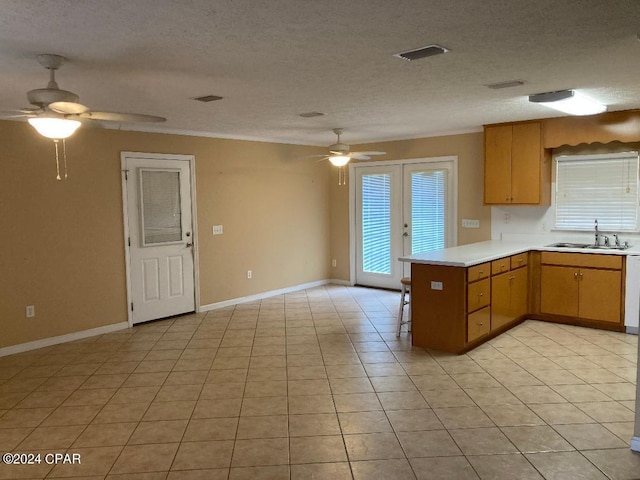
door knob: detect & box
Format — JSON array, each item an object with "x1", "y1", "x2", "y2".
[
  {"x1": 186, "y1": 243, "x2": 193, "y2": 247},
  {"x1": 403, "y1": 232, "x2": 409, "y2": 237}
]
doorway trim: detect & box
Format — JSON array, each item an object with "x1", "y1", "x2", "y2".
[
  {"x1": 348, "y1": 156, "x2": 458, "y2": 286},
  {"x1": 120, "y1": 151, "x2": 200, "y2": 327}
]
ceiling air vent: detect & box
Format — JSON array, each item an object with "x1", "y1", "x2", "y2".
[
  {"x1": 394, "y1": 44, "x2": 449, "y2": 61},
  {"x1": 192, "y1": 95, "x2": 223, "y2": 103},
  {"x1": 298, "y1": 111, "x2": 325, "y2": 118}
]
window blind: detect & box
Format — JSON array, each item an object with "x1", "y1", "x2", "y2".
[
  {"x1": 411, "y1": 170, "x2": 446, "y2": 254},
  {"x1": 555, "y1": 152, "x2": 639, "y2": 231},
  {"x1": 361, "y1": 174, "x2": 391, "y2": 274}
]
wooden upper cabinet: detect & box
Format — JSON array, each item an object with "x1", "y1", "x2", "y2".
[{"x1": 484, "y1": 121, "x2": 551, "y2": 205}]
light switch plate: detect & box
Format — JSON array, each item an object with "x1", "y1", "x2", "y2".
[
  {"x1": 431, "y1": 281, "x2": 443, "y2": 290},
  {"x1": 212, "y1": 225, "x2": 223, "y2": 235}
]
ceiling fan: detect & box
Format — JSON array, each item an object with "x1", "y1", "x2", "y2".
[
  {"x1": 3, "y1": 54, "x2": 166, "y2": 180},
  {"x1": 5, "y1": 53, "x2": 166, "y2": 139},
  {"x1": 320, "y1": 128, "x2": 386, "y2": 167}
]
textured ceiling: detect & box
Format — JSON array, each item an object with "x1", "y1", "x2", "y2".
[{"x1": 1, "y1": 0, "x2": 639, "y2": 147}]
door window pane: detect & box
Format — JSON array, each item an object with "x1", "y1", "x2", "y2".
[
  {"x1": 412, "y1": 170, "x2": 446, "y2": 253},
  {"x1": 140, "y1": 169, "x2": 183, "y2": 245},
  {"x1": 362, "y1": 174, "x2": 391, "y2": 274}
]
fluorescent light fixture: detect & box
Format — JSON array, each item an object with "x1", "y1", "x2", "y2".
[
  {"x1": 28, "y1": 117, "x2": 81, "y2": 139},
  {"x1": 528, "y1": 90, "x2": 606, "y2": 116},
  {"x1": 329, "y1": 155, "x2": 350, "y2": 167}
]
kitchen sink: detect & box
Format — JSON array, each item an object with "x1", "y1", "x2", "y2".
[{"x1": 546, "y1": 242, "x2": 631, "y2": 250}]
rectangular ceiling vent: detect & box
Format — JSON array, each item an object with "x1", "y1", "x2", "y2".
[
  {"x1": 394, "y1": 44, "x2": 449, "y2": 61},
  {"x1": 487, "y1": 80, "x2": 525, "y2": 90},
  {"x1": 298, "y1": 111, "x2": 325, "y2": 118},
  {"x1": 193, "y1": 95, "x2": 223, "y2": 103}
]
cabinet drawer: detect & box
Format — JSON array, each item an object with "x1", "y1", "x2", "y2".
[
  {"x1": 491, "y1": 258, "x2": 510, "y2": 275},
  {"x1": 467, "y1": 278, "x2": 490, "y2": 312},
  {"x1": 510, "y1": 253, "x2": 528, "y2": 270},
  {"x1": 468, "y1": 262, "x2": 490, "y2": 282},
  {"x1": 468, "y1": 307, "x2": 491, "y2": 342},
  {"x1": 541, "y1": 252, "x2": 622, "y2": 270}
]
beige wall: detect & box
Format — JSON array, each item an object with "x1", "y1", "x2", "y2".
[
  {"x1": 329, "y1": 132, "x2": 490, "y2": 281},
  {"x1": 0, "y1": 120, "x2": 330, "y2": 348}
]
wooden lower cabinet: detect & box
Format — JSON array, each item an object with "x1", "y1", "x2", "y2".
[
  {"x1": 541, "y1": 265, "x2": 621, "y2": 323},
  {"x1": 492, "y1": 267, "x2": 528, "y2": 330},
  {"x1": 539, "y1": 253, "x2": 623, "y2": 325},
  {"x1": 410, "y1": 251, "x2": 624, "y2": 355},
  {"x1": 540, "y1": 266, "x2": 579, "y2": 317},
  {"x1": 468, "y1": 307, "x2": 490, "y2": 342}
]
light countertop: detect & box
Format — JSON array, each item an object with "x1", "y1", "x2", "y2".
[{"x1": 399, "y1": 239, "x2": 640, "y2": 267}]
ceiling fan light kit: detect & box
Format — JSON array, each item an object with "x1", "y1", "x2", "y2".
[{"x1": 28, "y1": 117, "x2": 80, "y2": 139}]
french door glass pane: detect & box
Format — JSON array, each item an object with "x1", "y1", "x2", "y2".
[
  {"x1": 140, "y1": 170, "x2": 183, "y2": 245},
  {"x1": 412, "y1": 170, "x2": 446, "y2": 254},
  {"x1": 362, "y1": 174, "x2": 391, "y2": 274}
]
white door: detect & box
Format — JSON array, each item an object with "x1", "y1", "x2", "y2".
[
  {"x1": 354, "y1": 159, "x2": 456, "y2": 288},
  {"x1": 123, "y1": 155, "x2": 195, "y2": 324},
  {"x1": 355, "y1": 165, "x2": 403, "y2": 289}
]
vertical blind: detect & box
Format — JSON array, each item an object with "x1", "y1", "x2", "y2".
[
  {"x1": 411, "y1": 170, "x2": 446, "y2": 254},
  {"x1": 555, "y1": 151, "x2": 639, "y2": 231},
  {"x1": 361, "y1": 174, "x2": 391, "y2": 274}
]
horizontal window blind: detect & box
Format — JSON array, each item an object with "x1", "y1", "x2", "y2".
[
  {"x1": 555, "y1": 152, "x2": 639, "y2": 231},
  {"x1": 361, "y1": 173, "x2": 391, "y2": 274},
  {"x1": 411, "y1": 170, "x2": 446, "y2": 254}
]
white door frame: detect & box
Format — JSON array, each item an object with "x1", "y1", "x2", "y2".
[
  {"x1": 121, "y1": 152, "x2": 200, "y2": 327},
  {"x1": 348, "y1": 156, "x2": 458, "y2": 286}
]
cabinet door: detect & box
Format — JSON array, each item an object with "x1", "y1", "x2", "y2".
[
  {"x1": 511, "y1": 122, "x2": 542, "y2": 204},
  {"x1": 510, "y1": 267, "x2": 529, "y2": 319},
  {"x1": 484, "y1": 125, "x2": 512, "y2": 204},
  {"x1": 579, "y1": 269, "x2": 622, "y2": 323},
  {"x1": 468, "y1": 307, "x2": 491, "y2": 342},
  {"x1": 491, "y1": 272, "x2": 511, "y2": 330},
  {"x1": 540, "y1": 265, "x2": 579, "y2": 317},
  {"x1": 468, "y1": 278, "x2": 490, "y2": 313}
]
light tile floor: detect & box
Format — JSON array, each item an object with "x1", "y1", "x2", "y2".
[{"x1": 0, "y1": 285, "x2": 638, "y2": 479}]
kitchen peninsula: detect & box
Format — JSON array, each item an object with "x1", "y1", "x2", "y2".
[{"x1": 400, "y1": 240, "x2": 640, "y2": 354}]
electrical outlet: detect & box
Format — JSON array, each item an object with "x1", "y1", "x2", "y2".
[
  {"x1": 332, "y1": 259, "x2": 337, "y2": 267},
  {"x1": 212, "y1": 225, "x2": 223, "y2": 235},
  {"x1": 26, "y1": 305, "x2": 35, "y2": 318},
  {"x1": 247, "y1": 270, "x2": 252, "y2": 279},
  {"x1": 430, "y1": 281, "x2": 443, "y2": 290},
  {"x1": 504, "y1": 213, "x2": 511, "y2": 224},
  {"x1": 461, "y1": 219, "x2": 480, "y2": 228}
]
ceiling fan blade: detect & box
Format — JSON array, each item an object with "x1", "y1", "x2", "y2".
[
  {"x1": 351, "y1": 151, "x2": 386, "y2": 156},
  {"x1": 351, "y1": 154, "x2": 371, "y2": 160},
  {"x1": 79, "y1": 111, "x2": 166, "y2": 123},
  {"x1": 49, "y1": 101, "x2": 90, "y2": 115}
]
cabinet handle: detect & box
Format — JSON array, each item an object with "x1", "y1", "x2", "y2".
[
  {"x1": 574, "y1": 272, "x2": 579, "y2": 278},
  {"x1": 479, "y1": 322, "x2": 484, "y2": 326},
  {"x1": 579, "y1": 272, "x2": 583, "y2": 278},
  {"x1": 518, "y1": 259, "x2": 523, "y2": 264},
  {"x1": 509, "y1": 276, "x2": 515, "y2": 280},
  {"x1": 479, "y1": 293, "x2": 484, "y2": 297}
]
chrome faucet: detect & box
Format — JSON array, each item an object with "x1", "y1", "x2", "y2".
[
  {"x1": 594, "y1": 219, "x2": 599, "y2": 246},
  {"x1": 613, "y1": 233, "x2": 620, "y2": 247}
]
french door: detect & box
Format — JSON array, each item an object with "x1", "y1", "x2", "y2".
[{"x1": 354, "y1": 158, "x2": 456, "y2": 289}]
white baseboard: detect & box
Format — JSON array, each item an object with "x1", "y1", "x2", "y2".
[
  {"x1": 329, "y1": 278, "x2": 353, "y2": 286},
  {"x1": 0, "y1": 322, "x2": 130, "y2": 358},
  {"x1": 625, "y1": 326, "x2": 639, "y2": 335},
  {"x1": 200, "y1": 279, "x2": 333, "y2": 311},
  {"x1": 631, "y1": 436, "x2": 640, "y2": 453}
]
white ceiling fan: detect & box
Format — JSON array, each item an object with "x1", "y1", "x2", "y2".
[
  {"x1": 320, "y1": 128, "x2": 386, "y2": 166},
  {"x1": 4, "y1": 53, "x2": 166, "y2": 139},
  {"x1": 3, "y1": 54, "x2": 166, "y2": 180}
]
